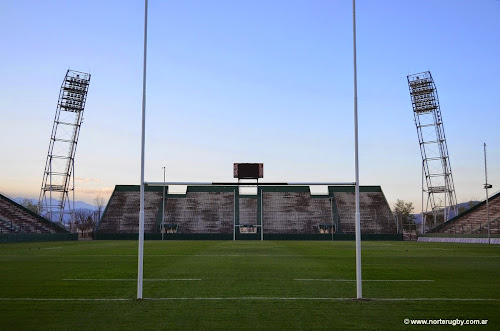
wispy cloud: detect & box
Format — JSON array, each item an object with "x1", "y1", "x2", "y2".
[
  {"x1": 78, "y1": 187, "x2": 113, "y2": 196},
  {"x1": 75, "y1": 177, "x2": 101, "y2": 183}
]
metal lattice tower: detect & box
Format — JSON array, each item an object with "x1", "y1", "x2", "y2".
[
  {"x1": 39, "y1": 70, "x2": 91, "y2": 224},
  {"x1": 407, "y1": 71, "x2": 457, "y2": 230}
]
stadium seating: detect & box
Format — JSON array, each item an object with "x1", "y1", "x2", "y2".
[
  {"x1": 0, "y1": 193, "x2": 67, "y2": 233},
  {"x1": 432, "y1": 192, "x2": 500, "y2": 234},
  {"x1": 262, "y1": 192, "x2": 331, "y2": 234},
  {"x1": 239, "y1": 197, "x2": 257, "y2": 226},
  {"x1": 98, "y1": 190, "x2": 163, "y2": 233},
  {"x1": 97, "y1": 185, "x2": 397, "y2": 236},
  {"x1": 334, "y1": 192, "x2": 397, "y2": 234},
  {"x1": 485, "y1": 217, "x2": 500, "y2": 234},
  {"x1": 474, "y1": 216, "x2": 500, "y2": 235},
  {"x1": 0, "y1": 219, "x2": 21, "y2": 233},
  {"x1": 164, "y1": 192, "x2": 234, "y2": 234}
]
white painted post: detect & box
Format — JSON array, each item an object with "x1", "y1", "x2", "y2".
[
  {"x1": 261, "y1": 188, "x2": 264, "y2": 241},
  {"x1": 352, "y1": 0, "x2": 362, "y2": 299},
  {"x1": 422, "y1": 160, "x2": 425, "y2": 234},
  {"x1": 484, "y1": 143, "x2": 490, "y2": 245},
  {"x1": 137, "y1": 0, "x2": 148, "y2": 300},
  {"x1": 233, "y1": 191, "x2": 236, "y2": 241},
  {"x1": 162, "y1": 166, "x2": 165, "y2": 241}
]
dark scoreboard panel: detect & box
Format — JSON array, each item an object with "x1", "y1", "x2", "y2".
[{"x1": 233, "y1": 163, "x2": 264, "y2": 179}]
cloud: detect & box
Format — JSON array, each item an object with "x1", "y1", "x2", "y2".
[
  {"x1": 75, "y1": 177, "x2": 101, "y2": 183},
  {"x1": 78, "y1": 187, "x2": 113, "y2": 196}
]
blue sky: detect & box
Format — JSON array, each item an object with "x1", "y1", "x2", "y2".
[{"x1": 0, "y1": 0, "x2": 498, "y2": 211}]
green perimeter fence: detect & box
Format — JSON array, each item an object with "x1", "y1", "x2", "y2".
[
  {"x1": 94, "y1": 233, "x2": 403, "y2": 241},
  {"x1": 0, "y1": 233, "x2": 78, "y2": 243}
]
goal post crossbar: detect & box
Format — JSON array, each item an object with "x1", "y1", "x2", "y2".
[{"x1": 145, "y1": 182, "x2": 356, "y2": 186}]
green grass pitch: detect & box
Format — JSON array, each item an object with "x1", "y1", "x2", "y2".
[{"x1": 1, "y1": 240, "x2": 499, "y2": 329}]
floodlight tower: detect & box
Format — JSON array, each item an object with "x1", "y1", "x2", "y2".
[
  {"x1": 407, "y1": 71, "x2": 457, "y2": 231},
  {"x1": 39, "y1": 69, "x2": 91, "y2": 224}
]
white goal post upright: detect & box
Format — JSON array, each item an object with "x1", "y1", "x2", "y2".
[
  {"x1": 352, "y1": 0, "x2": 363, "y2": 299},
  {"x1": 137, "y1": 0, "x2": 148, "y2": 300}
]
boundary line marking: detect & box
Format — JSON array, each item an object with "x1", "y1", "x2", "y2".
[
  {"x1": 0, "y1": 297, "x2": 498, "y2": 302},
  {"x1": 294, "y1": 279, "x2": 435, "y2": 282},
  {"x1": 63, "y1": 278, "x2": 433, "y2": 282},
  {"x1": 2, "y1": 254, "x2": 499, "y2": 258},
  {"x1": 63, "y1": 279, "x2": 201, "y2": 281}
]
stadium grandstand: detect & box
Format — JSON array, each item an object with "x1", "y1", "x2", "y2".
[
  {"x1": 96, "y1": 184, "x2": 400, "y2": 240},
  {"x1": 0, "y1": 193, "x2": 67, "y2": 234},
  {"x1": 430, "y1": 191, "x2": 500, "y2": 235}
]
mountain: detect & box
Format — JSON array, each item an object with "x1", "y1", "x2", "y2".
[
  {"x1": 12, "y1": 197, "x2": 102, "y2": 224},
  {"x1": 13, "y1": 197, "x2": 98, "y2": 211}
]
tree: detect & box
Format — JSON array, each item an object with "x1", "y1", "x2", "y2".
[
  {"x1": 468, "y1": 200, "x2": 479, "y2": 209},
  {"x1": 75, "y1": 209, "x2": 95, "y2": 237},
  {"x1": 458, "y1": 200, "x2": 479, "y2": 215},
  {"x1": 21, "y1": 198, "x2": 41, "y2": 215},
  {"x1": 94, "y1": 194, "x2": 106, "y2": 222},
  {"x1": 393, "y1": 200, "x2": 416, "y2": 231},
  {"x1": 423, "y1": 212, "x2": 444, "y2": 229}
]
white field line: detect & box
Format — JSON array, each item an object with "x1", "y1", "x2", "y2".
[
  {"x1": 63, "y1": 278, "x2": 432, "y2": 282},
  {"x1": 63, "y1": 279, "x2": 201, "y2": 281},
  {"x1": 146, "y1": 297, "x2": 498, "y2": 301},
  {"x1": 294, "y1": 279, "x2": 435, "y2": 282},
  {"x1": 0, "y1": 297, "x2": 499, "y2": 302},
  {"x1": 0, "y1": 254, "x2": 312, "y2": 258},
  {"x1": 3, "y1": 254, "x2": 499, "y2": 258},
  {"x1": 3, "y1": 254, "x2": 500, "y2": 260}
]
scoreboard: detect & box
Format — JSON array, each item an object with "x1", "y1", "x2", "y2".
[{"x1": 233, "y1": 163, "x2": 264, "y2": 179}]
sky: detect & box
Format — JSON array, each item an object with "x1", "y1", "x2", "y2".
[{"x1": 0, "y1": 0, "x2": 498, "y2": 212}]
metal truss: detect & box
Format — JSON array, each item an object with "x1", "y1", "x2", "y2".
[
  {"x1": 39, "y1": 70, "x2": 91, "y2": 224},
  {"x1": 407, "y1": 71, "x2": 457, "y2": 230}
]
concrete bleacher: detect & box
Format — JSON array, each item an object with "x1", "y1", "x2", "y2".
[
  {"x1": 0, "y1": 219, "x2": 21, "y2": 233},
  {"x1": 97, "y1": 185, "x2": 397, "y2": 236},
  {"x1": 98, "y1": 189, "x2": 163, "y2": 233},
  {"x1": 432, "y1": 192, "x2": 500, "y2": 235},
  {"x1": 334, "y1": 191, "x2": 397, "y2": 234},
  {"x1": 239, "y1": 198, "x2": 257, "y2": 226},
  {"x1": 0, "y1": 193, "x2": 67, "y2": 234},
  {"x1": 476, "y1": 217, "x2": 500, "y2": 235},
  {"x1": 262, "y1": 192, "x2": 331, "y2": 234},
  {"x1": 164, "y1": 192, "x2": 234, "y2": 234}
]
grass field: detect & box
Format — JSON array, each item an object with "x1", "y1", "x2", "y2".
[{"x1": 1, "y1": 240, "x2": 499, "y2": 329}]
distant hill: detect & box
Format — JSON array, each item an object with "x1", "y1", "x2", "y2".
[
  {"x1": 412, "y1": 201, "x2": 479, "y2": 224},
  {"x1": 13, "y1": 197, "x2": 98, "y2": 211},
  {"x1": 12, "y1": 197, "x2": 102, "y2": 225}
]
